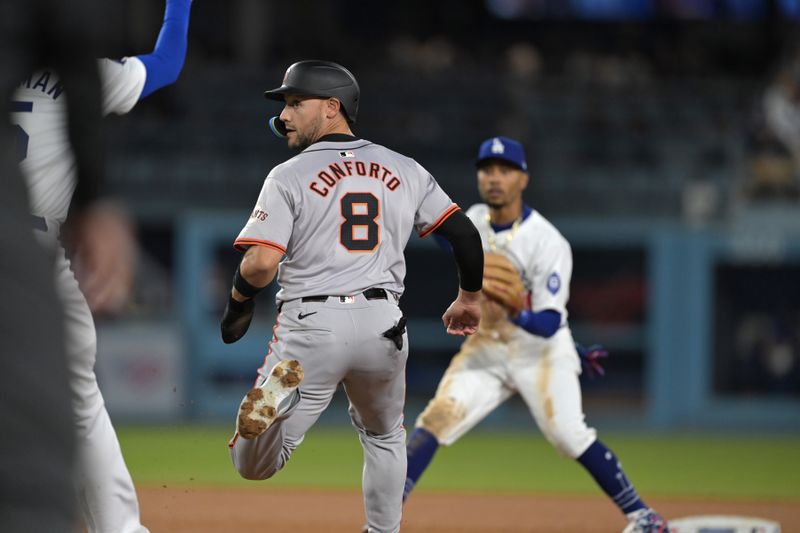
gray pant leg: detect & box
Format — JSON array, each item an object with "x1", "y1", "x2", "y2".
[
  {"x1": 345, "y1": 303, "x2": 408, "y2": 533},
  {"x1": 352, "y1": 424, "x2": 406, "y2": 533},
  {"x1": 229, "y1": 297, "x2": 408, "y2": 533},
  {"x1": 229, "y1": 412, "x2": 293, "y2": 481},
  {"x1": 229, "y1": 383, "x2": 335, "y2": 480}
]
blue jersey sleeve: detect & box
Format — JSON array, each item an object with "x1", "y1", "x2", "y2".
[
  {"x1": 136, "y1": 0, "x2": 192, "y2": 99},
  {"x1": 512, "y1": 309, "x2": 561, "y2": 338}
]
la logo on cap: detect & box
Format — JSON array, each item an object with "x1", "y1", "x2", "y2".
[{"x1": 491, "y1": 138, "x2": 505, "y2": 154}]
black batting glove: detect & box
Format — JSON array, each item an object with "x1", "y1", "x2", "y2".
[{"x1": 221, "y1": 296, "x2": 255, "y2": 344}]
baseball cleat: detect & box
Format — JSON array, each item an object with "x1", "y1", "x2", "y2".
[
  {"x1": 237, "y1": 359, "x2": 304, "y2": 440},
  {"x1": 622, "y1": 508, "x2": 670, "y2": 533}
]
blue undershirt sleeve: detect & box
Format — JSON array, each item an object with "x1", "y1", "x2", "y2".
[
  {"x1": 511, "y1": 309, "x2": 561, "y2": 338},
  {"x1": 136, "y1": 0, "x2": 192, "y2": 99}
]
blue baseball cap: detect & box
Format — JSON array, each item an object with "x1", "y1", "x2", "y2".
[{"x1": 476, "y1": 136, "x2": 528, "y2": 171}]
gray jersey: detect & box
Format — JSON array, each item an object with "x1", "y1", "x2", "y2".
[{"x1": 235, "y1": 138, "x2": 458, "y2": 301}]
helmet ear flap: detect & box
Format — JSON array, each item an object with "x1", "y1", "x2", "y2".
[{"x1": 268, "y1": 116, "x2": 288, "y2": 138}]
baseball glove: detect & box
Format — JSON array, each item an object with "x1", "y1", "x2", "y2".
[{"x1": 482, "y1": 252, "x2": 526, "y2": 316}]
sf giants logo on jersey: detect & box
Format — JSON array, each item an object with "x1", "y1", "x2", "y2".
[{"x1": 250, "y1": 208, "x2": 268, "y2": 221}]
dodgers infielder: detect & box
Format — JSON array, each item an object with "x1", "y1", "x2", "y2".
[
  {"x1": 221, "y1": 60, "x2": 484, "y2": 533},
  {"x1": 403, "y1": 137, "x2": 670, "y2": 533},
  {"x1": 10, "y1": 1, "x2": 192, "y2": 531}
]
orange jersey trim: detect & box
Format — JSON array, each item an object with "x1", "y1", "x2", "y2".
[
  {"x1": 419, "y1": 204, "x2": 460, "y2": 238},
  {"x1": 233, "y1": 238, "x2": 287, "y2": 255}
]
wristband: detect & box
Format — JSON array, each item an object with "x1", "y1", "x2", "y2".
[{"x1": 233, "y1": 265, "x2": 264, "y2": 298}]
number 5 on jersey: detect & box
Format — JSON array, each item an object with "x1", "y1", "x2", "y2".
[
  {"x1": 11, "y1": 101, "x2": 33, "y2": 162},
  {"x1": 341, "y1": 192, "x2": 380, "y2": 252}
]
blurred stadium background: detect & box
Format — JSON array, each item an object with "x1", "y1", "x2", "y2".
[{"x1": 97, "y1": 0, "x2": 800, "y2": 432}]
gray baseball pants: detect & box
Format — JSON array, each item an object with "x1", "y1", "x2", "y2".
[{"x1": 229, "y1": 292, "x2": 408, "y2": 533}]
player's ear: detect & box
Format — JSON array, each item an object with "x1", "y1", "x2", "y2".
[
  {"x1": 520, "y1": 170, "x2": 530, "y2": 189},
  {"x1": 324, "y1": 97, "x2": 341, "y2": 120}
]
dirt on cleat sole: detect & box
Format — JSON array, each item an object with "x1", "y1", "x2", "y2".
[{"x1": 237, "y1": 360, "x2": 304, "y2": 440}]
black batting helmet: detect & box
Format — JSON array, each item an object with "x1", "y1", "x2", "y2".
[{"x1": 264, "y1": 60, "x2": 360, "y2": 124}]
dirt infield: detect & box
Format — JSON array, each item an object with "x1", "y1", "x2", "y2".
[{"x1": 139, "y1": 486, "x2": 799, "y2": 532}]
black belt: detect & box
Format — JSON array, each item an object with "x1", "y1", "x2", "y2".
[{"x1": 301, "y1": 288, "x2": 388, "y2": 303}]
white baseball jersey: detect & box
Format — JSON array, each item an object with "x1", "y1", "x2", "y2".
[
  {"x1": 236, "y1": 138, "x2": 458, "y2": 301},
  {"x1": 11, "y1": 57, "x2": 149, "y2": 533},
  {"x1": 467, "y1": 204, "x2": 571, "y2": 321},
  {"x1": 12, "y1": 57, "x2": 146, "y2": 224},
  {"x1": 418, "y1": 205, "x2": 595, "y2": 458}
]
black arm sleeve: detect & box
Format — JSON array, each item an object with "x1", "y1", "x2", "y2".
[{"x1": 432, "y1": 210, "x2": 483, "y2": 292}]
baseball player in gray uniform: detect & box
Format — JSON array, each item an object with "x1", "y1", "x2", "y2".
[{"x1": 220, "y1": 60, "x2": 485, "y2": 533}]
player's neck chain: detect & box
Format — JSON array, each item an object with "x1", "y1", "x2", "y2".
[{"x1": 486, "y1": 213, "x2": 521, "y2": 252}]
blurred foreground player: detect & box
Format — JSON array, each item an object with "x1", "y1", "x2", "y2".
[
  {"x1": 1, "y1": 0, "x2": 103, "y2": 530},
  {"x1": 9, "y1": 1, "x2": 193, "y2": 531}
]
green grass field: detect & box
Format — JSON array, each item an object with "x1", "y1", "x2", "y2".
[{"x1": 117, "y1": 425, "x2": 800, "y2": 500}]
